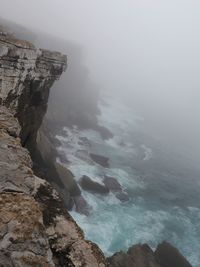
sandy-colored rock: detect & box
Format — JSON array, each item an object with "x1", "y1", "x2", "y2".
[
  {"x1": 0, "y1": 30, "x2": 67, "y2": 152},
  {"x1": 0, "y1": 30, "x2": 109, "y2": 267}
]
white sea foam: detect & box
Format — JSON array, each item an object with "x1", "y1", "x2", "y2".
[
  {"x1": 141, "y1": 144, "x2": 153, "y2": 161},
  {"x1": 56, "y1": 93, "x2": 200, "y2": 267}
]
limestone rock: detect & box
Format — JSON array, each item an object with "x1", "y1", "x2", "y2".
[
  {"x1": 0, "y1": 30, "x2": 67, "y2": 152},
  {"x1": 0, "y1": 31, "x2": 109, "y2": 267},
  {"x1": 0, "y1": 24, "x2": 192, "y2": 267}
]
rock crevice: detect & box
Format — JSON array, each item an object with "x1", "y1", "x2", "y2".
[
  {"x1": 0, "y1": 31, "x2": 67, "y2": 151},
  {"x1": 0, "y1": 27, "x2": 193, "y2": 267},
  {"x1": 0, "y1": 31, "x2": 108, "y2": 267}
]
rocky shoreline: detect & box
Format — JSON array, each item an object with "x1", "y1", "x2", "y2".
[{"x1": 0, "y1": 27, "x2": 193, "y2": 266}]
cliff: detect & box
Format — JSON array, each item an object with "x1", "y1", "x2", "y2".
[
  {"x1": 0, "y1": 28, "x2": 193, "y2": 267},
  {"x1": 0, "y1": 30, "x2": 108, "y2": 267},
  {"x1": 0, "y1": 31, "x2": 67, "y2": 153}
]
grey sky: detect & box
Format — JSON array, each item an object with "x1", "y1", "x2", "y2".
[{"x1": 1, "y1": 0, "x2": 200, "y2": 162}]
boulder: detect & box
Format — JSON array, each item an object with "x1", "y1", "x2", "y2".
[
  {"x1": 74, "y1": 195, "x2": 90, "y2": 216},
  {"x1": 89, "y1": 153, "x2": 109, "y2": 168},
  {"x1": 103, "y1": 176, "x2": 122, "y2": 191},
  {"x1": 80, "y1": 175, "x2": 109, "y2": 194},
  {"x1": 116, "y1": 192, "x2": 130, "y2": 202},
  {"x1": 54, "y1": 162, "x2": 81, "y2": 197},
  {"x1": 155, "y1": 241, "x2": 192, "y2": 267},
  {"x1": 103, "y1": 176, "x2": 129, "y2": 202},
  {"x1": 108, "y1": 244, "x2": 160, "y2": 267}
]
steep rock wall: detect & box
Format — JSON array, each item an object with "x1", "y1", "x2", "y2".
[
  {"x1": 0, "y1": 31, "x2": 108, "y2": 267},
  {"x1": 0, "y1": 27, "x2": 193, "y2": 267},
  {"x1": 0, "y1": 32, "x2": 66, "y2": 150}
]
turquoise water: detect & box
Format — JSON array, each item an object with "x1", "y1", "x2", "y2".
[{"x1": 57, "y1": 94, "x2": 200, "y2": 267}]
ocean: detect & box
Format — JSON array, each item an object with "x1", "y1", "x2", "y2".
[{"x1": 56, "y1": 92, "x2": 200, "y2": 267}]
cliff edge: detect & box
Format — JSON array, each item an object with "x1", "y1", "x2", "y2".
[
  {"x1": 0, "y1": 28, "x2": 193, "y2": 267},
  {"x1": 0, "y1": 30, "x2": 108, "y2": 267}
]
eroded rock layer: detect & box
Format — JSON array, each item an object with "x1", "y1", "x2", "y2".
[
  {"x1": 0, "y1": 31, "x2": 67, "y2": 150},
  {"x1": 0, "y1": 31, "x2": 108, "y2": 267},
  {"x1": 0, "y1": 27, "x2": 193, "y2": 267}
]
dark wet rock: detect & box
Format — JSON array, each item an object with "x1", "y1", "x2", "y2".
[
  {"x1": 0, "y1": 22, "x2": 193, "y2": 267},
  {"x1": 0, "y1": 29, "x2": 109, "y2": 267},
  {"x1": 36, "y1": 126, "x2": 57, "y2": 163},
  {"x1": 103, "y1": 176, "x2": 122, "y2": 192},
  {"x1": 108, "y1": 251, "x2": 132, "y2": 267},
  {"x1": 80, "y1": 175, "x2": 110, "y2": 194},
  {"x1": 89, "y1": 153, "x2": 109, "y2": 168},
  {"x1": 0, "y1": 31, "x2": 67, "y2": 153},
  {"x1": 109, "y1": 242, "x2": 193, "y2": 267},
  {"x1": 108, "y1": 244, "x2": 160, "y2": 267},
  {"x1": 54, "y1": 162, "x2": 81, "y2": 197},
  {"x1": 74, "y1": 195, "x2": 90, "y2": 216},
  {"x1": 155, "y1": 241, "x2": 192, "y2": 267},
  {"x1": 116, "y1": 192, "x2": 130, "y2": 202},
  {"x1": 103, "y1": 176, "x2": 129, "y2": 202}
]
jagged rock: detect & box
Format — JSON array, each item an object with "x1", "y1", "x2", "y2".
[
  {"x1": 74, "y1": 195, "x2": 90, "y2": 216},
  {"x1": 108, "y1": 244, "x2": 160, "y2": 267},
  {"x1": 0, "y1": 31, "x2": 109, "y2": 267},
  {"x1": 103, "y1": 176, "x2": 129, "y2": 202},
  {"x1": 89, "y1": 153, "x2": 110, "y2": 168},
  {"x1": 103, "y1": 176, "x2": 122, "y2": 192},
  {"x1": 0, "y1": 30, "x2": 67, "y2": 152},
  {"x1": 155, "y1": 241, "x2": 192, "y2": 267},
  {"x1": 54, "y1": 162, "x2": 81, "y2": 197},
  {"x1": 108, "y1": 242, "x2": 193, "y2": 267},
  {"x1": 0, "y1": 100, "x2": 108, "y2": 267},
  {"x1": 36, "y1": 126, "x2": 57, "y2": 163},
  {"x1": 80, "y1": 175, "x2": 110, "y2": 195},
  {"x1": 0, "y1": 25, "x2": 192, "y2": 267}
]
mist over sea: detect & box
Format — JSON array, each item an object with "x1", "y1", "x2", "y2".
[{"x1": 56, "y1": 92, "x2": 200, "y2": 267}]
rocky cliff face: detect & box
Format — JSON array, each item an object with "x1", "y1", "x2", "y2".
[
  {"x1": 0, "y1": 27, "x2": 193, "y2": 267},
  {"x1": 0, "y1": 31, "x2": 66, "y2": 151},
  {"x1": 0, "y1": 30, "x2": 108, "y2": 267}
]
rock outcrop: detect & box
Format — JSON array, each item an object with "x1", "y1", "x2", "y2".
[
  {"x1": 0, "y1": 31, "x2": 66, "y2": 151},
  {"x1": 108, "y1": 244, "x2": 160, "y2": 267},
  {"x1": 108, "y1": 242, "x2": 193, "y2": 267},
  {"x1": 0, "y1": 26, "x2": 193, "y2": 267},
  {"x1": 80, "y1": 175, "x2": 110, "y2": 195},
  {"x1": 103, "y1": 176, "x2": 129, "y2": 202},
  {"x1": 0, "y1": 30, "x2": 108, "y2": 267},
  {"x1": 155, "y1": 241, "x2": 192, "y2": 267},
  {"x1": 89, "y1": 153, "x2": 110, "y2": 168}
]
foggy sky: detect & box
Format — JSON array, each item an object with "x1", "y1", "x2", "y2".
[{"x1": 1, "y1": 0, "x2": 200, "y2": 163}]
